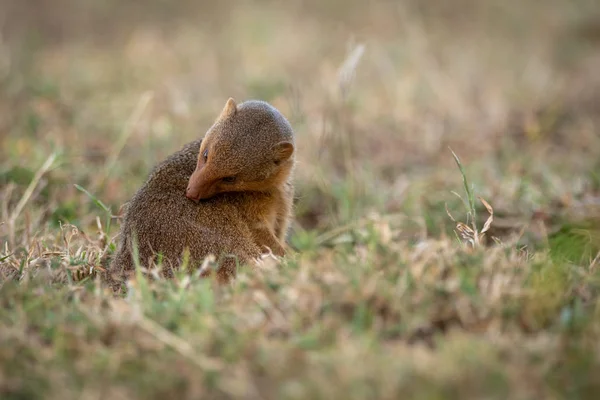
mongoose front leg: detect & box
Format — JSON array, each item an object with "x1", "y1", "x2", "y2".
[{"x1": 252, "y1": 225, "x2": 286, "y2": 257}]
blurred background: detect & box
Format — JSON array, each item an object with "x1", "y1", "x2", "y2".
[{"x1": 1, "y1": 0, "x2": 599, "y2": 247}]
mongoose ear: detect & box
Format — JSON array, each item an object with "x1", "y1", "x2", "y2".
[
  {"x1": 272, "y1": 142, "x2": 294, "y2": 164},
  {"x1": 218, "y1": 97, "x2": 237, "y2": 121}
]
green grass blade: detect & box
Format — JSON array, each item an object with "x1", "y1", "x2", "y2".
[
  {"x1": 449, "y1": 147, "x2": 477, "y2": 224},
  {"x1": 74, "y1": 184, "x2": 111, "y2": 214}
]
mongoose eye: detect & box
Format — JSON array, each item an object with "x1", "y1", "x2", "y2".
[
  {"x1": 221, "y1": 176, "x2": 236, "y2": 183},
  {"x1": 202, "y1": 149, "x2": 208, "y2": 162}
]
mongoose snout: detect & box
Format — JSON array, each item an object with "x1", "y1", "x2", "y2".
[
  {"x1": 186, "y1": 163, "x2": 222, "y2": 201},
  {"x1": 185, "y1": 167, "x2": 207, "y2": 201},
  {"x1": 185, "y1": 189, "x2": 200, "y2": 203}
]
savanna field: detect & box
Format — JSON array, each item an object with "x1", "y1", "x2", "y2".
[{"x1": 1, "y1": 0, "x2": 600, "y2": 398}]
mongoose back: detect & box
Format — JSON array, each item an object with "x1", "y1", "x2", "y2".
[{"x1": 108, "y1": 98, "x2": 295, "y2": 288}]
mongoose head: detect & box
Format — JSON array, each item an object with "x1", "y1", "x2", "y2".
[{"x1": 186, "y1": 98, "x2": 295, "y2": 202}]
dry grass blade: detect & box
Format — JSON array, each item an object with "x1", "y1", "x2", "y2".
[
  {"x1": 450, "y1": 191, "x2": 470, "y2": 214},
  {"x1": 456, "y1": 222, "x2": 476, "y2": 245},
  {"x1": 314, "y1": 213, "x2": 404, "y2": 246},
  {"x1": 135, "y1": 314, "x2": 224, "y2": 372},
  {"x1": 7, "y1": 152, "x2": 57, "y2": 245},
  {"x1": 445, "y1": 203, "x2": 457, "y2": 222},
  {"x1": 95, "y1": 91, "x2": 154, "y2": 190},
  {"x1": 479, "y1": 197, "x2": 494, "y2": 235},
  {"x1": 590, "y1": 251, "x2": 600, "y2": 271},
  {"x1": 8, "y1": 152, "x2": 57, "y2": 224},
  {"x1": 196, "y1": 254, "x2": 217, "y2": 277},
  {"x1": 337, "y1": 43, "x2": 366, "y2": 99}
]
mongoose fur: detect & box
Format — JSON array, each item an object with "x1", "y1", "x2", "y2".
[{"x1": 108, "y1": 98, "x2": 295, "y2": 288}]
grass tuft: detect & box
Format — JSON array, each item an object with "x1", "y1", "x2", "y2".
[{"x1": 446, "y1": 148, "x2": 496, "y2": 248}]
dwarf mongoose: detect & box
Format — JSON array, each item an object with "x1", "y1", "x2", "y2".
[{"x1": 108, "y1": 98, "x2": 295, "y2": 288}]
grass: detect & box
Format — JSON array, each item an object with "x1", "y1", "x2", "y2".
[{"x1": 1, "y1": 0, "x2": 600, "y2": 398}]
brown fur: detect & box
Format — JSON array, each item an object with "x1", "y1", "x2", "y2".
[{"x1": 107, "y1": 99, "x2": 295, "y2": 290}]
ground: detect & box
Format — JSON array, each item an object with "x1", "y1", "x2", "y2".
[{"x1": 1, "y1": 0, "x2": 600, "y2": 399}]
